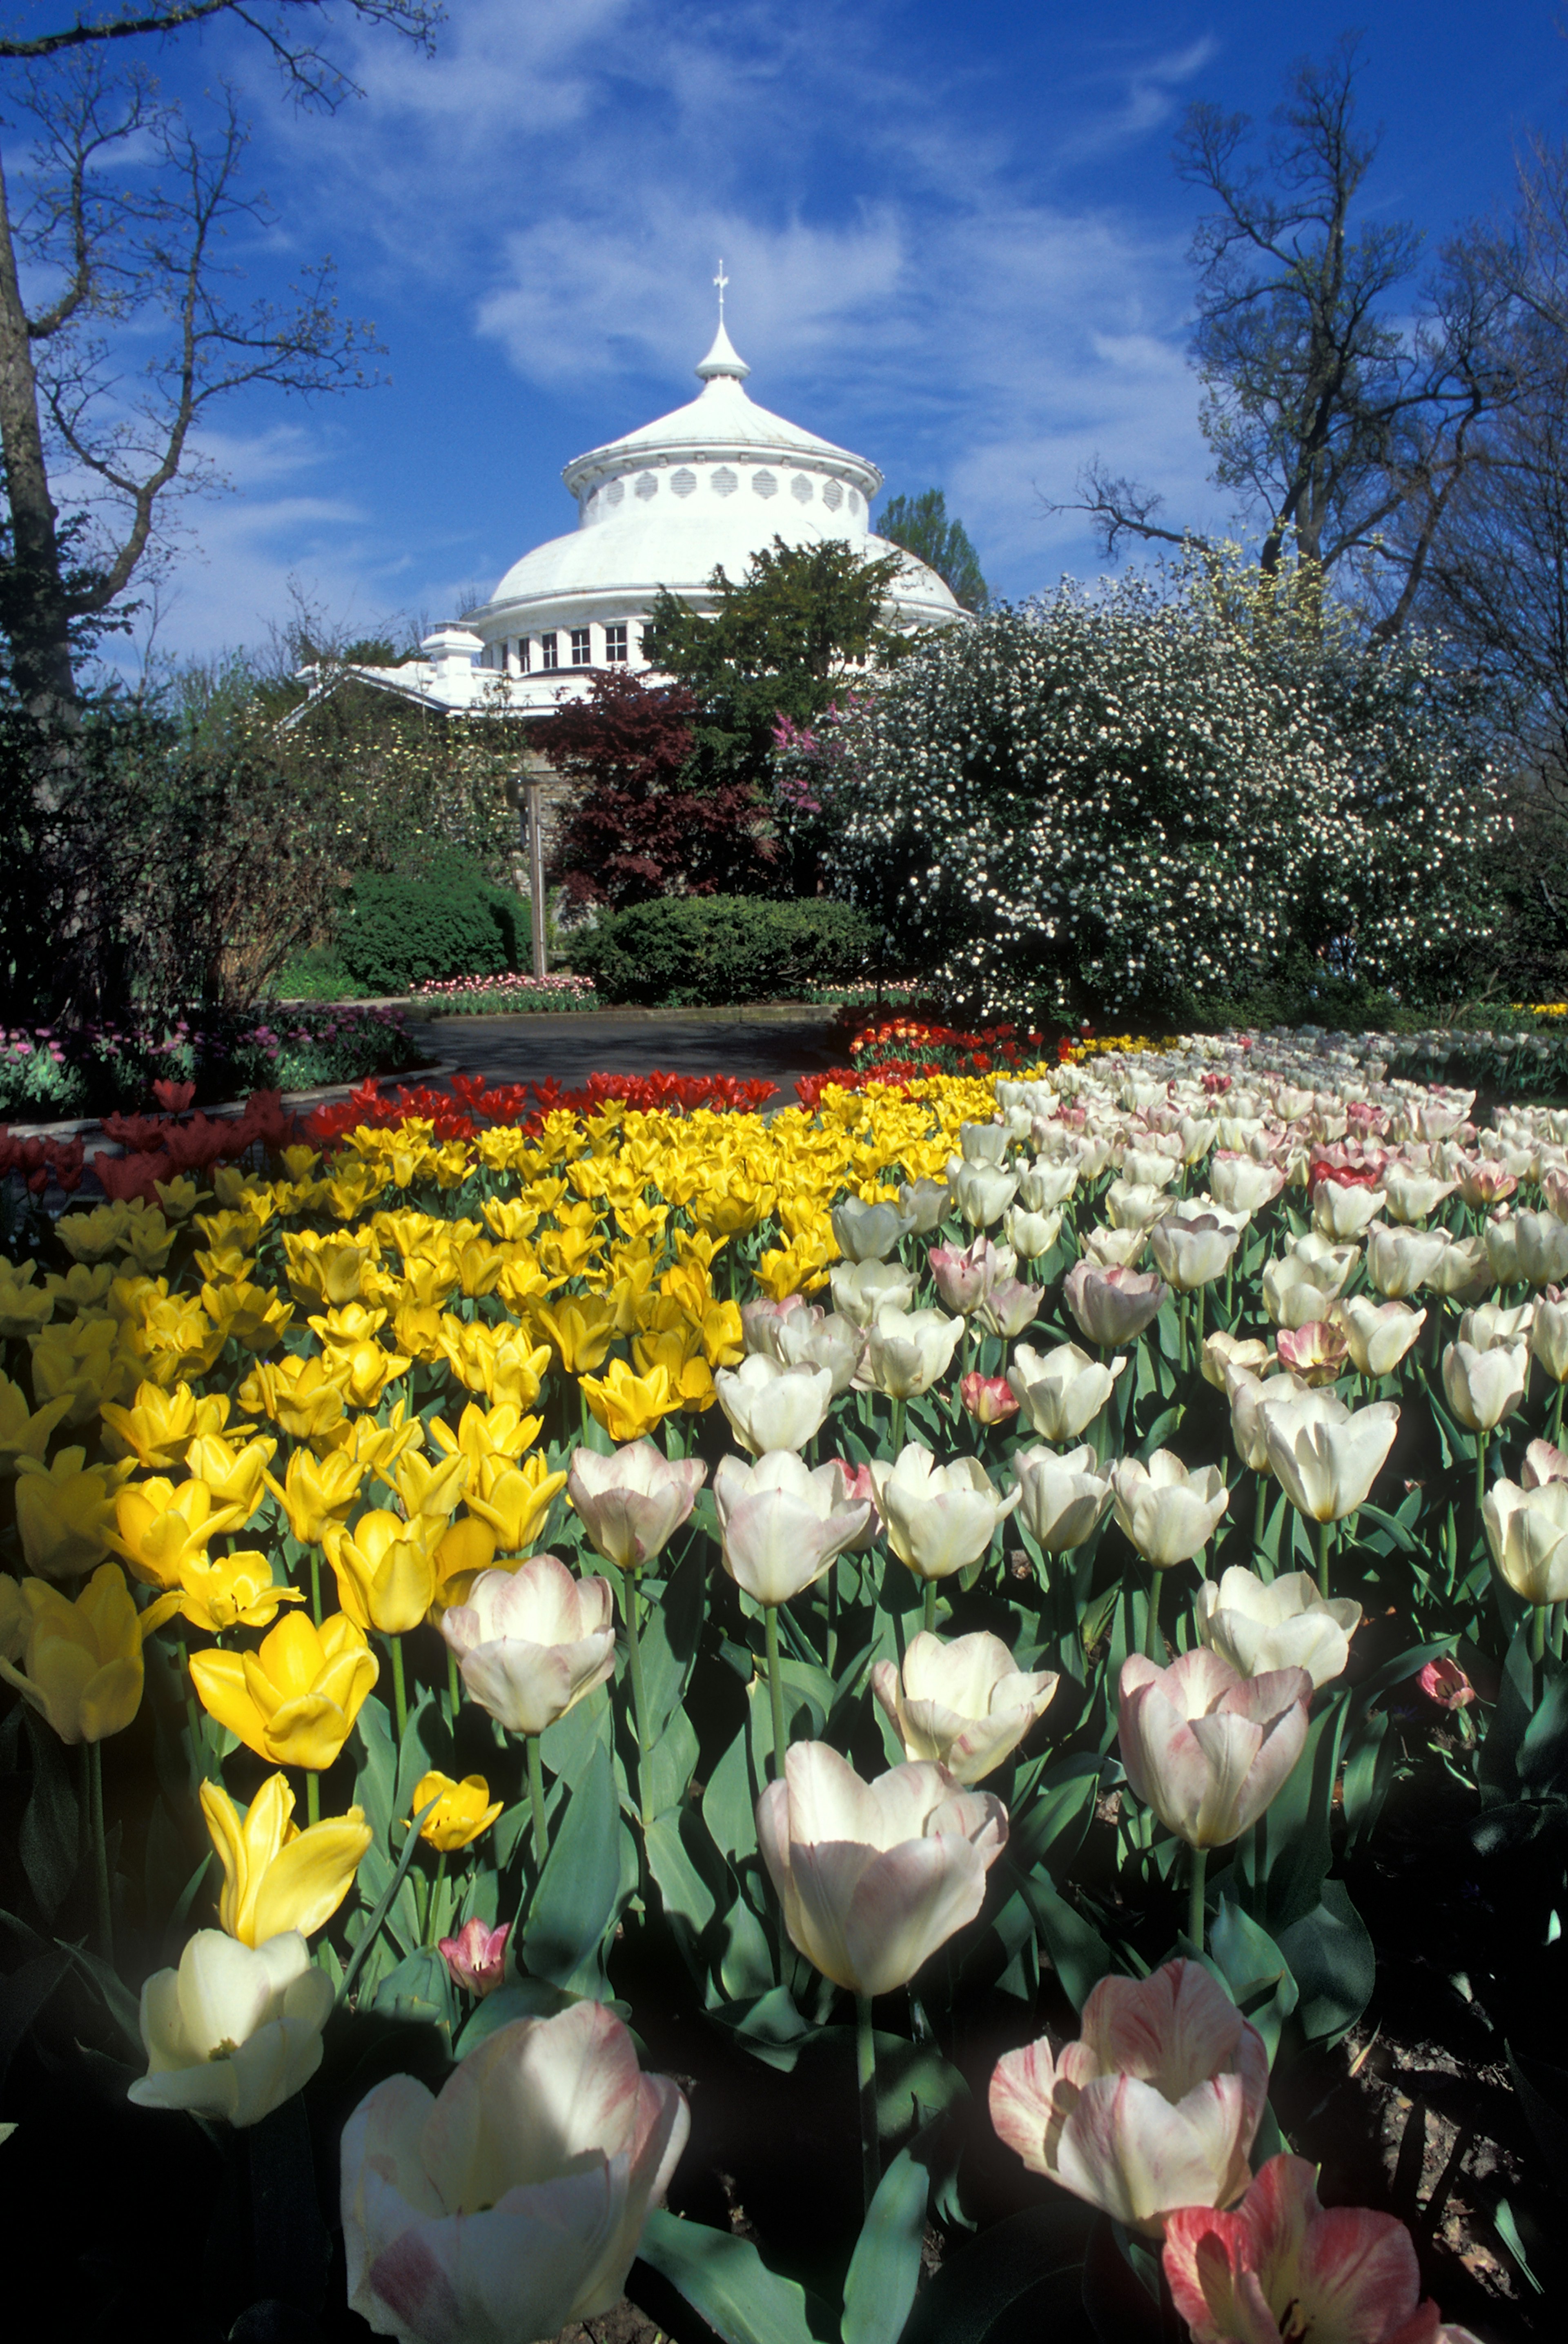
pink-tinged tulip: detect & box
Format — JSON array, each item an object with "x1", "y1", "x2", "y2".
[
  {"x1": 1011, "y1": 1442, "x2": 1114, "y2": 1553},
  {"x1": 566, "y1": 1439, "x2": 706, "y2": 1572},
  {"x1": 713, "y1": 1450, "x2": 871, "y2": 1605},
  {"x1": 756, "y1": 1742, "x2": 1007, "y2": 1996},
  {"x1": 1441, "y1": 1338, "x2": 1527, "y2": 1434},
  {"x1": 1523, "y1": 1436, "x2": 1568, "y2": 1487},
  {"x1": 1118, "y1": 1649, "x2": 1311, "y2": 1848},
  {"x1": 1202, "y1": 1333, "x2": 1273, "y2": 1393},
  {"x1": 973, "y1": 1276, "x2": 1046, "y2": 1340},
  {"x1": 1457, "y1": 1156, "x2": 1516, "y2": 1209},
  {"x1": 440, "y1": 1557, "x2": 617, "y2": 1736},
  {"x1": 1273, "y1": 1321, "x2": 1349, "y2": 1387},
  {"x1": 929, "y1": 1235, "x2": 1015, "y2": 1315},
  {"x1": 869, "y1": 1442, "x2": 1020, "y2": 1581},
  {"x1": 959, "y1": 1371, "x2": 1020, "y2": 1426},
  {"x1": 1063, "y1": 1260, "x2": 1167, "y2": 1347},
  {"x1": 1419, "y1": 1657, "x2": 1475, "y2": 1712},
  {"x1": 740, "y1": 1293, "x2": 808, "y2": 1357},
  {"x1": 1163, "y1": 2153, "x2": 1483, "y2": 2343},
  {"x1": 1111, "y1": 1451, "x2": 1228, "y2": 1568},
  {"x1": 989, "y1": 1959, "x2": 1269, "y2": 2236},
  {"x1": 872, "y1": 1629, "x2": 1057, "y2": 1783},
  {"x1": 437, "y1": 1917, "x2": 509, "y2": 1997},
  {"x1": 341, "y1": 2002, "x2": 688, "y2": 2344},
  {"x1": 830, "y1": 1458, "x2": 881, "y2": 1549}
]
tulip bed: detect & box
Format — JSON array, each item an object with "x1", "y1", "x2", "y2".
[{"x1": 2, "y1": 1037, "x2": 1566, "y2": 2342}]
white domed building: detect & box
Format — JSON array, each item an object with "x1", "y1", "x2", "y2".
[{"x1": 318, "y1": 312, "x2": 965, "y2": 719}]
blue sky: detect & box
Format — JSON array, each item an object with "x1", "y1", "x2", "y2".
[{"x1": 46, "y1": 0, "x2": 1568, "y2": 669}]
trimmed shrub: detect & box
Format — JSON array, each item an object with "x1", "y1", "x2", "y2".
[
  {"x1": 336, "y1": 874, "x2": 509, "y2": 995},
  {"x1": 570, "y1": 895, "x2": 882, "y2": 1007}
]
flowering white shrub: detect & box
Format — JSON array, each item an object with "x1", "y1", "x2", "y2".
[{"x1": 808, "y1": 564, "x2": 1506, "y2": 1018}]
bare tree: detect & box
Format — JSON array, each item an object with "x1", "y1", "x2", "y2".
[
  {"x1": 1, "y1": 4, "x2": 440, "y2": 110},
  {"x1": 1056, "y1": 36, "x2": 1517, "y2": 633}
]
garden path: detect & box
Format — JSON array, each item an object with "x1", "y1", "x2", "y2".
[{"x1": 404, "y1": 1008, "x2": 845, "y2": 1104}]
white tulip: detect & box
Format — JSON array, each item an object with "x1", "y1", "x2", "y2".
[
  {"x1": 1483, "y1": 1477, "x2": 1568, "y2": 1603},
  {"x1": 1312, "y1": 1181, "x2": 1387, "y2": 1239},
  {"x1": 1110, "y1": 1451, "x2": 1228, "y2": 1567},
  {"x1": 1442, "y1": 1340, "x2": 1528, "y2": 1433},
  {"x1": 1196, "y1": 1565, "x2": 1361, "y2": 1688},
  {"x1": 831, "y1": 1196, "x2": 916, "y2": 1263},
  {"x1": 1514, "y1": 1208, "x2": 1568, "y2": 1287},
  {"x1": 868, "y1": 1442, "x2": 1020, "y2": 1581},
  {"x1": 129, "y1": 1930, "x2": 332, "y2": 2127},
  {"x1": 1365, "y1": 1221, "x2": 1450, "y2": 1299},
  {"x1": 1258, "y1": 1388, "x2": 1399, "y2": 1523},
  {"x1": 829, "y1": 1258, "x2": 918, "y2": 1329},
  {"x1": 862, "y1": 1304, "x2": 966, "y2": 1398},
  {"x1": 1149, "y1": 1212, "x2": 1240, "y2": 1292},
  {"x1": 1330, "y1": 1295, "x2": 1425, "y2": 1378},
  {"x1": 714, "y1": 1353, "x2": 834, "y2": 1455},
  {"x1": 1007, "y1": 1342, "x2": 1127, "y2": 1442},
  {"x1": 873, "y1": 1631, "x2": 1058, "y2": 1783}
]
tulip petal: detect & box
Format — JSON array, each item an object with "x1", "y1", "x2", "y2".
[{"x1": 841, "y1": 1832, "x2": 989, "y2": 1998}]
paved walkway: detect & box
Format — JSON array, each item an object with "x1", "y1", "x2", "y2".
[{"x1": 405, "y1": 1008, "x2": 846, "y2": 1100}]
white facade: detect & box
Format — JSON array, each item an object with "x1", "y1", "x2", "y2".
[{"x1": 303, "y1": 321, "x2": 964, "y2": 721}]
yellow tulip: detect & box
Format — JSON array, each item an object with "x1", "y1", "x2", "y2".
[
  {"x1": 13, "y1": 1447, "x2": 125, "y2": 1578},
  {"x1": 239, "y1": 1353, "x2": 352, "y2": 1442},
  {"x1": 183, "y1": 1431, "x2": 276, "y2": 1517},
  {"x1": 322, "y1": 1162, "x2": 384, "y2": 1222},
  {"x1": 266, "y1": 1446, "x2": 365, "y2": 1547},
  {"x1": 190, "y1": 1609, "x2": 378, "y2": 1770},
  {"x1": 110, "y1": 1476, "x2": 246, "y2": 1590},
  {"x1": 0, "y1": 1563, "x2": 149, "y2": 1742},
  {"x1": 533, "y1": 1295, "x2": 618, "y2": 1373},
  {"x1": 29, "y1": 1315, "x2": 129, "y2": 1424},
  {"x1": 116, "y1": 1207, "x2": 176, "y2": 1275},
  {"x1": 98, "y1": 1378, "x2": 233, "y2": 1469},
  {"x1": 0, "y1": 1371, "x2": 72, "y2": 1475},
  {"x1": 410, "y1": 1770, "x2": 503, "y2": 1852},
  {"x1": 697, "y1": 1298, "x2": 745, "y2": 1369},
  {"x1": 429, "y1": 1514, "x2": 498, "y2": 1613},
  {"x1": 279, "y1": 1146, "x2": 321, "y2": 1182},
  {"x1": 281, "y1": 1232, "x2": 373, "y2": 1310},
  {"x1": 481, "y1": 1196, "x2": 541, "y2": 1243},
  {"x1": 536, "y1": 1223, "x2": 602, "y2": 1283},
  {"x1": 193, "y1": 1238, "x2": 255, "y2": 1286},
  {"x1": 631, "y1": 1331, "x2": 716, "y2": 1411},
  {"x1": 194, "y1": 1206, "x2": 265, "y2": 1252},
  {"x1": 174, "y1": 1547, "x2": 306, "y2": 1633},
  {"x1": 201, "y1": 1279, "x2": 294, "y2": 1356},
  {"x1": 429, "y1": 1400, "x2": 542, "y2": 1472},
  {"x1": 151, "y1": 1173, "x2": 207, "y2": 1222},
  {"x1": 451, "y1": 1239, "x2": 506, "y2": 1300},
  {"x1": 393, "y1": 1447, "x2": 468, "y2": 1523},
  {"x1": 492, "y1": 1253, "x2": 550, "y2": 1311},
  {"x1": 339, "y1": 1401, "x2": 427, "y2": 1483},
  {"x1": 392, "y1": 1296, "x2": 448, "y2": 1359},
  {"x1": 303, "y1": 1302, "x2": 412, "y2": 1407},
  {"x1": 42, "y1": 1262, "x2": 117, "y2": 1315},
  {"x1": 464, "y1": 1452, "x2": 569, "y2": 1554},
  {"x1": 115, "y1": 1285, "x2": 221, "y2": 1382},
  {"x1": 579, "y1": 1358, "x2": 682, "y2": 1442},
  {"x1": 53, "y1": 1202, "x2": 132, "y2": 1264},
  {"x1": 0, "y1": 1258, "x2": 55, "y2": 1338},
  {"x1": 200, "y1": 1773, "x2": 370, "y2": 1944},
  {"x1": 323, "y1": 1510, "x2": 442, "y2": 1634},
  {"x1": 437, "y1": 1320, "x2": 551, "y2": 1414}
]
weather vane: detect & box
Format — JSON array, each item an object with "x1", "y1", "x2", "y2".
[{"x1": 714, "y1": 258, "x2": 728, "y2": 324}]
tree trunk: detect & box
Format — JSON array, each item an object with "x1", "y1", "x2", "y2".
[{"x1": 0, "y1": 138, "x2": 80, "y2": 732}]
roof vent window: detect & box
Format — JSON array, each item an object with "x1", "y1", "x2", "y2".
[
  {"x1": 634, "y1": 471, "x2": 657, "y2": 501},
  {"x1": 791, "y1": 474, "x2": 813, "y2": 502},
  {"x1": 712, "y1": 467, "x2": 738, "y2": 496},
  {"x1": 671, "y1": 467, "x2": 697, "y2": 497},
  {"x1": 753, "y1": 470, "x2": 777, "y2": 498},
  {"x1": 822, "y1": 480, "x2": 843, "y2": 511}
]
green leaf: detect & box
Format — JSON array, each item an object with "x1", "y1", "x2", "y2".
[
  {"x1": 646, "y1": 1806, "x2": 723, "y2": 1989},
  {"x1": 371, "y1": 1945, "x2": 455, "y2": 2033},
  {"x1": 704, "y1": 1710, "x2": 764, "y2": 1866},
  {"x1": 637, "y1": 2209, "x2": 835, "y2": 2344},
  {"x1": 646, "y1": 1701, "x2": 700, "y2": 1817},
  {"x1": 899, "y1": 2203, "x2": 1093, "y2": 2344},
  {"x1": 520, "y1": 1735, "x2": 626, "y2": 1994},
  {"x1": 1013, "y1": 1873, "x2": 1114, "y2": 2010},
  {"x1": 841, "y1": 2147, "x2": 930, "y2": 2344},
  {"x1": 1007, "y1": 1757, "x2": 1100, "y2": 1877},
  {"x1": 539, "y1": 1680, "x2": 611, "y2": 1790},
  {"x1": 392, "y1": 1685, "x2": 446, "y2": 1824},
  {"x1": 1258, "y1": 1694, "x2": 1347, "y2": 1932},
  {"x1": 455, "y1": 1977, "x2": 575, "y2": 2058},
  {"x1": 1276, "y1": 1879, "x2": 1375, "y2": 2043},
  {"x1": 637, "y1": 1548, "x2": 709, "y2": 1738},
  {"x1": 352, "y1": 1692, "x2": 397, "y2": 1846},
  {"x1": 1207, "y1": 1897, "x2": 1297, "y2": 2067}
]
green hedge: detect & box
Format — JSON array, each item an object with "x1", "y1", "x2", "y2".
[
  {"x1": 336, "y1": 868, "x2": 526, "y2": 995},
  {"x1": 570, "y1": 895, "x2": 882, "y2": 1007}
]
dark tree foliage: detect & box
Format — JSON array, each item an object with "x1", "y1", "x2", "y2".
[
  {"x1": 877, "y1": 489, "x2": 989, "y2": 610},
  {"x1": 543, "y1": 669, "x2": 780, "y2": 910}
]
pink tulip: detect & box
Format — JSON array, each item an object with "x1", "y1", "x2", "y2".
[
  {"x1": 1418, "y1": 1657, "x2": 1475, "y2": 1712},
  {"x1": 1163, "y1": 2153, "x2": 1482, "y2": 2342},
  {"x1": 989, "y1": 1959, "x2": 1268, "y2": 2235},
  {"x1": 1063, "y1": 1260, "x2": 1167, "y2": 1347},
  {"x1": 1274, "y1": 1320, "x2": 1350, "y2": 1387},
  {"x1": 929, "y1": 1235, "x2": 1012, "y2": 1315},
  {"x1": 1522, "y1": 1436, "x2": 1568, "y2": 1489},
  {"x1": 959, "y1": 1371, "x2": 1020, "y2": 1425},
  {"x1": 437, "y1": 1917, "x2": 509, "y2": 1996},
  {"x1": 1119, "y1": 1649, "x2": 1312, "y2": 1848}
]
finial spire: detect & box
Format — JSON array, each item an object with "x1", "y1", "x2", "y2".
[{"x1": 695, "y1": 262, "x2": 751, "y2": 383}]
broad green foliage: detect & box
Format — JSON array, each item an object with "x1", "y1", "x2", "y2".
[{"x1": 570, "y1": 893, "x2": 880, "y2": 1007}]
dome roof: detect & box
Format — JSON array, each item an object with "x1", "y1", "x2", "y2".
[{"x1": 463, "y1": 325, "x2": 964, "y2": 638}]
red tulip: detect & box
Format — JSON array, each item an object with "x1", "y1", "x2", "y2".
[
  {"x1": 1163, "y1": 2153, "x2": 1481, "y2": 2342},
  {"x1": 438, "y1": 1917, "x2": 509, "y2": 1997}
]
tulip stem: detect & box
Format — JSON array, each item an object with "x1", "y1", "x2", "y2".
[
  {"x1": 308, "y1": 1545, "x2": 322, "y2": 1627},
  {"x1": 306, "y1": 1770, "x2": 320, "y2": 1827},
  {"x1": 1144, "y1": 1568, "x2": 1165, "y2": 1662},
  {"x1": 527, "y1": 1732, "x2": 549, "y2": 1863},
  {"x1": 1553, "y1": 1382, "x2": 1566, "y2": 1449},
  {"x1": 764, "y1": 1604, "x2": 789, "y2": 1779},
  {"x1": 1315, "y1": 1516, "x2": 1333, "y2": 1601},
  {"x1": 855, "y1": 1991, "x2": 880, "y2": 2212},
  {"x1": 623, "y1": 1570, "x2": 653, "y2": 1828},
  {"x1": 1474, "y1": 1430, "x2": 1488, "y2": 1548},
  {"x1": 447, "y1": 1646, "x2": 462, "y2": 1722},
  {"x1": 1193, "y1": 1283, "x2": 1205, "y2": 1362},
  {"x1": 1252, "y1": 1475, "x2": 1266, "y2": 1558},
  {"x1": 87, "y1": 1739, "x2": 112, "y2": 1965},
  {"x1": 1531, "y1": 1603, "x2": 1548, "y2": 1668},
  {"x1": 1187, "y1": 1845, "x2": 1208, "y2": 1955},
  {"x1": 923, "y1": 1580, "x2": 938, "y2": 1636},
  {"x1": 390, "y1": 1634, "x2": 408, "y2": 1743},
  {"x1": 889, "y1": 1395, "x2": 905, "y2": 1456}
]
